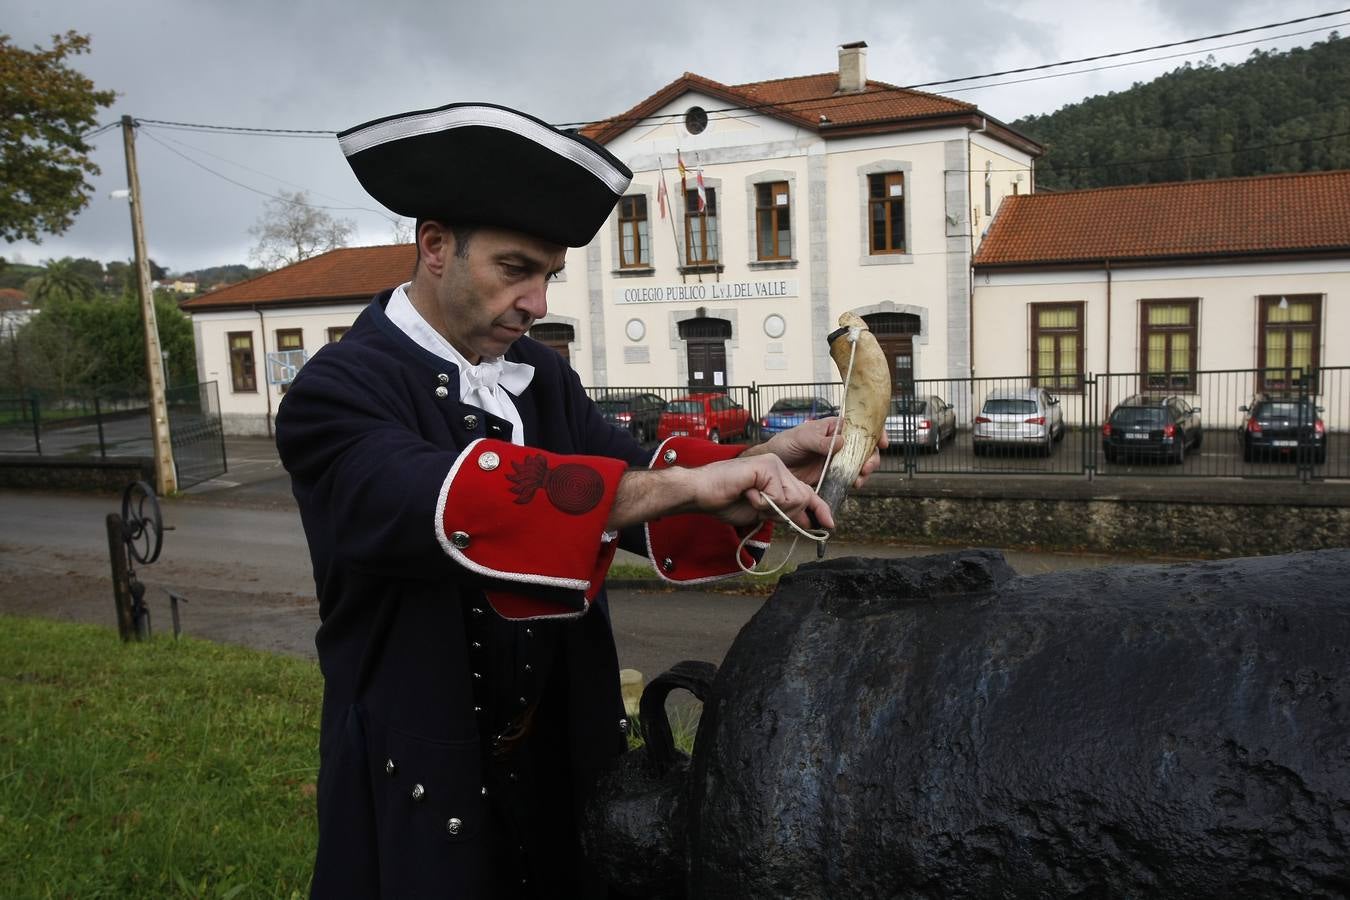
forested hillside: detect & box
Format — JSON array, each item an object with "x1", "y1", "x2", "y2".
[{"x1": 1013, "y1": 33, "x2": 1350, "y2": 190}]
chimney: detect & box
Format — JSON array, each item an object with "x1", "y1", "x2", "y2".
[{"x1": 838, "y1": 41, "x2": 868, "y2": 93}]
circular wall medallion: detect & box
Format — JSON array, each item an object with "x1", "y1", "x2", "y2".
[
  {"x1": 763, "y1": 314, "x2": 787, "y2": 339},
  {"x1": 684, "y1": 106, "x2": 708, "y2": 135},
  {"x1": 625, "y1": 319, "x2": 646, "y2": 342}
]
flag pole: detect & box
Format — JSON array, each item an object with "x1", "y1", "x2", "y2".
[{"x1": 658, "y1": 156, "x2": 685, "y2": 284}]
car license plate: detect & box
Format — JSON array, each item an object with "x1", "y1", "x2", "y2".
[
  {"x1": 1125, "y1": 433, "x2": 1148, "y2": 440},
  {"x1": 672, "y1": 430, "x2": 688, "y2": 437},
  {"x1": 1272, "y1": 439, "x2": 1297, "y2": 447}
]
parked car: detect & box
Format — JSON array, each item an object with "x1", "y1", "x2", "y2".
[
  {"x1": 972, "y1": 387, "x2": 1065, "y2": 456},
  {"x1": 1101, "y1": 394, "x2": 1202, "y2": 463},
  {"x1": 595, "y1": 391, "x2": 667, "y2": 443},
  {"x1": 657, "y1": 392, "x2": 751, "y2": 443},
  {"x1": 1239, "y1": 394, "x2": 1327, "y2": 463},
  {"x1": 759, "y1": 395, "x2": 838, "y2": 438},
  {"x1": 883, "y1": 394, "x2": 957, "y2": 453}
]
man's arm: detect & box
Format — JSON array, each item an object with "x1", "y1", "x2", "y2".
[{"x1": 740, "y1": 416, "x2": 886, "y2": 491}]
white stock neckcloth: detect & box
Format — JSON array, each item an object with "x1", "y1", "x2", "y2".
[{"x1": 386, "y1": 283, "x2": 534, "y2": 446}]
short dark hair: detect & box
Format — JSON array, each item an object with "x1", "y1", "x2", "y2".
[{"x1": 412, "y1": 219, "x2": 476, "y2": 277}]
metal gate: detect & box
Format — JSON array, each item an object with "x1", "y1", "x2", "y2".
[{"x1": 167, "y1": 381, "x2": 227, "y2": 489}]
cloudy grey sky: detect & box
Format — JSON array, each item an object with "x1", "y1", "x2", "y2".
[{"x1": 6, "y1": 0, "x2": 1346, "y2": 273}]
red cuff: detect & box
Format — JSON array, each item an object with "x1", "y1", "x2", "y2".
[
  {"x1": 644, "y1": 437, "x2": 774, "y2": 584},
  {"x1": 436, "y1": 439, "x2": 627, "y2": 619}
]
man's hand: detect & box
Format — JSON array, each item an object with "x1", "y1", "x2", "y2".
[
  {"x1": 744, "y1": 416, "x2": 887, "y2": 489},
  {"x1": 608, "y1": 452, "x2": 834, "y2": 533}
]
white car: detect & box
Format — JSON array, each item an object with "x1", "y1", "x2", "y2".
[
  {"x1": 883, "y1": 394, "x2": 957, "y2": 453},
  {"x1": 973, "y1": 387, "x2": 1065, "y2": 456}
]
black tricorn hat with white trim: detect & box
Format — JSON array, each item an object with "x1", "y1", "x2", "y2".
[{"x1": 339, "y1": 102, "x2": 632, "y2": 248}]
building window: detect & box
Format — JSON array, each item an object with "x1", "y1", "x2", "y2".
[
  {"x1": 868, "y1": 172, "x2": 905, "y2": 254},
  {"x1": 1258, "y1": 294, "x2": 1322, "y2": 391},
  {"x1": 228, "y1": 331, "x2": 256, "y2": 393},
  {"x1": 755, "y1": 182, "x2": 791, "y2": 260},
  {"x1": 1031, "y1": 303, "x2": 1084, "y2": 392},
  {"x1": 327, "y1": 326, "x2": 349, "y2": 343},
  {"x1": 617, "y1": 195, "x2": 650, "y2": 269},
  {"x1": 276, "y1": 328, "x2": 303, "y2": 393},
  {"x1": 1140, "y1": 299, "x2": 1198, "y2": 392},
  {"x1": 684, "y1": 187, "x2": 719, "y2": 266}
]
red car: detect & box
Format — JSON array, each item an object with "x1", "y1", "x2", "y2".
[{"x1": 656, "y1": 393, "x2": 751, "y2": 443}]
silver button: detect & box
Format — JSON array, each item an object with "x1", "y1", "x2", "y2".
[
  {"x1": 518, "y1": 696, "x2": 528, "y2": 708},
  {"x1": 619, "y1": 718, "x2": 630, "y2": 735},
  {"x1": 523, "y1": 664, "x2": 532, "y2": 673},
  {"x1": 446, "y1": 817, "x2": 463, "y2": 836},
  {"x1": 472, "y1": 606, "x2": 484, "y2": 616},
  {"x1": 411, "y1": 783, "x2": 425, "y2": 801},
  {"x1": 437, "y1": 373, "x2": 450, "y2": 385},
  {"x1": 662, "y1": 557, "x2": 675, "y2": 572},
  {"x1": 662, "y1": 449, "x2": 678, "y2": 465},
  {"x1": 474, "y1": 706, "x2": 482, "y2": 714},
  {"x1": 481, "y1": 785, "x2": 488, "y2": 797},
  {"x1": 472, "y1": 641, "x2": 482, "y2": 650},
  {"x1": 507, "y1": 772, "x2": 519, "y2": 783},
  {"x1": 525, "y1": 627, "x2": 533, "y2": 638},
  {"x1": 478, "y1": 451, "x2": 500, "y2": 471},
  {"x1": 473, "y1": 672, "x2": 482, "y2": 680},
  {"x1": 451, "y1": 531, "x2": 471, "y2": 549},
  {"x1": 435, "y1": 386, "x2": 449, "y2": 399},
  {"x1": 385, "y1": 758, "x2": 396, "y2": 776},
  {"x1": 463, "y1": 414, "x2": 478, "y2": 429}
]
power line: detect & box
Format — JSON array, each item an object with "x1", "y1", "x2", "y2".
[
  {"x1": 135, "y1": 117, "x2": 336, "y2": 137},
  {"x1": 136, "y1": 127, "x2": 396, "y2": 219}
]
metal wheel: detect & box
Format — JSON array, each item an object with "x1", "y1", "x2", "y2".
[{"x1": 121, "y1": 481, "x2": 164, "y2": 564}]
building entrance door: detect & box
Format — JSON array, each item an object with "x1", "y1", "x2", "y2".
[
  {"x1": 863, "y1": 312, "x2": 921, "y2": 394},
  {"x1": 678, "y1": 317, "x2": 732, "y2": 389}
]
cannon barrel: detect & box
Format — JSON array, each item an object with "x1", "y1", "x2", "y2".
[{"x1": 587, "y1": 549, "x2": 1350, "y2": 898}]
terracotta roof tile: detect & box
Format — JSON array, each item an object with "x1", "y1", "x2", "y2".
[
  {"x1": 974, "y1": 170, "x2": 1350, "y2": 268},
  {"x1": 181, "y1": 244, "x2": 415, "y2": 310},
  {"x1": 582, "y1": 71, "x2": 982, "y2": 144}
]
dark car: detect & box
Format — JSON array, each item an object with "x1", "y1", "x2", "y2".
[
  {"x1": 1239, "y1": 394, "x2": 1326, "y2": 463},
  {"x1": 883, "y1": 394, "x2": 957, "y2": 453},
  {"x1": 595, "y1": 392, "x2": 667, "y2": 443},
  {"x1": 657, "y1": 393, "x2": 751, "y2": 444},
  {"x1": 1101, "y1": 394, "x2": 1202, "y2": 464},
  {"x1": 759, "y1": 395, "x2": 838, "y2": 439}
]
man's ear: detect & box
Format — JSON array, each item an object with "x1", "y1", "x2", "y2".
[{"x1": 416, "y1": 220, "x2": 451, "y2": 277}]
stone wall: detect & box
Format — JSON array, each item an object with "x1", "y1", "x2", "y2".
[
  {"x1": 0, "y1": 457, "x2": 153, "y2": 492},
  {"x1": 837, "y1": 476, "x2": 1350, "y2": 557}
]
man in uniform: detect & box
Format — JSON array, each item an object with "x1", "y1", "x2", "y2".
[{"x1": 276, "y1": 101, "x2": 879, "y2": 897}]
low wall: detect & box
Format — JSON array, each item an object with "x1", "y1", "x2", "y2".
[
  {"x1": 837, "y1": 476, "x2": 1350, "y2": 558},
  {"x1": 0, "y1": 457, "x2": 154, "y2": 492}
]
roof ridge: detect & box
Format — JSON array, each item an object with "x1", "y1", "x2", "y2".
[{"x1": 1025, "y1": 168, "x2": 1350, "y2": 200}]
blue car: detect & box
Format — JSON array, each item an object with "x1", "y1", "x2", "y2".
[{"x1": 758, "y1": 395, "x2": 838, "y2": 438}]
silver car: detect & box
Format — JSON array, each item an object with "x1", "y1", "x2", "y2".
[
  {"x1": 884, "y1": 395, "x2": 957, "y2": 453},
  {"x1": 973, "y1": 387, "x2": 1065, "y2": 455}
]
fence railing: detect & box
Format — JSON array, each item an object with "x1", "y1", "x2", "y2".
[
  {"x1": 0, "y1": 382, "x2": 227, "y2": 488},
  {"x1": 585, "y1": 366, "x2": 1348, "y2": 481}
]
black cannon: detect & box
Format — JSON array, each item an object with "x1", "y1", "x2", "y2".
[{"x1": 584, "y1": 549, "x2": 1350, "y2": 898}]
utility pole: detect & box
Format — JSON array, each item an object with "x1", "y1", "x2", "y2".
[{"x1": 120, "y1": 115, "x2": 177, "y2": 495}]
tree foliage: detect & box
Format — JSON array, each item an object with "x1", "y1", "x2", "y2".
[
  {"x1": 1015, "y1": 34, "x2": 1350, "y2": 190},
  {"x1": 0, "y1": 31, "x2": 117, "y2": 243},
  {"x1": 248, "y1": 190, "x2": 354, "y2": 270}
]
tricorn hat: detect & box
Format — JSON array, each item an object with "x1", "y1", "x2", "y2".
[{"x1": 339, "y1": 102, "x2": 632, "y2": 248}]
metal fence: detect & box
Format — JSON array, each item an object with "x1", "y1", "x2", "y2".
[
  {"x1": 0, "y1": 382, "x2": 227, "y2": 488},
  {"x1": 585, "y1": 366, "x2": 1349, "y2": 481}
]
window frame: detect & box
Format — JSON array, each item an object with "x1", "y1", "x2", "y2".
[
  {"x1": 617, "y1": 194, "x2": 650, "y2": 270},
  {"x1": 227, "y1": 331, "x2": 257, "y2": 394},
  {"x1": 868, "y1": 172, "x2": 906, "y2": 255},
  {"x1": 1030, "y1": 301, "x2": 1085, "y2": 393},
  {"x1": 1139, "y1": 298, "x2": 1199, "y2": 393},
  {"x1": 754, "y1": 181, "x2": 791, "y2": 261},
  {"x1": 683, "y1": 186, "x2": 719, "y2": 267},
  {"x1": 1257, "y1": 294, "x2": 1322, "y2": 392},
  {"x1": 326, "y1": 326, "x2": 349, "y2": 343},
  {"x1": 275, "y1": 328, "x2": 304, "y2": 394}
]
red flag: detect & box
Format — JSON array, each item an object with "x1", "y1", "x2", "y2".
[
  {"x1": 657, "y1": 177, "x2": 669, "y2": 219},
  {"x1": 695, "y1": 168, "x2": 708, "y2": 212}
]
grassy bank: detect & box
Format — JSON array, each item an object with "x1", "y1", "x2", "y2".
[{"x1": 1, "y1": 617, "x2": 321, "y2": 898}]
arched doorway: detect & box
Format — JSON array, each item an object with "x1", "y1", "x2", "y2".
[
  {"x1": 529, "y1": 322, "x2": 574, "y2": 362},
  {"x1": 862, "y1": 312, "x2": 921, "y2": 394},
  {"x1": 678, "y1": 316, "x2": 732, "y2": 390}
]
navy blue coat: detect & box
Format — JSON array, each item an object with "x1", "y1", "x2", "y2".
[{"x1": 276, "y1": 291, "x2": 653, "y2": 897}]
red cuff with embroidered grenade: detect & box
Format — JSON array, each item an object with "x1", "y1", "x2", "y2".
[
  {"x1": 644, "y1": 437, "x2": 774, "y2": 584},
  {"x1": 437, "y1": 439, "x2": 626, "y2": 619}
]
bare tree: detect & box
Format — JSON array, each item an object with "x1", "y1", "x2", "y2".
[
  {"x1": 248, "y1": 190, "x2": 355, "y2": 270},
  {"x1": 389, "y1": 217, "x2": 414, "y2": 244}
]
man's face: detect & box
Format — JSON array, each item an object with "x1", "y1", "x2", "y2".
[{"x1": 428, "y1": 225, "x2": 567, "y2": 363}]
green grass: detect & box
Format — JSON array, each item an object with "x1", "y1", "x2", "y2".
[{"x1": 0, "y1": 616, "x2": 321, "y2": 899}]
